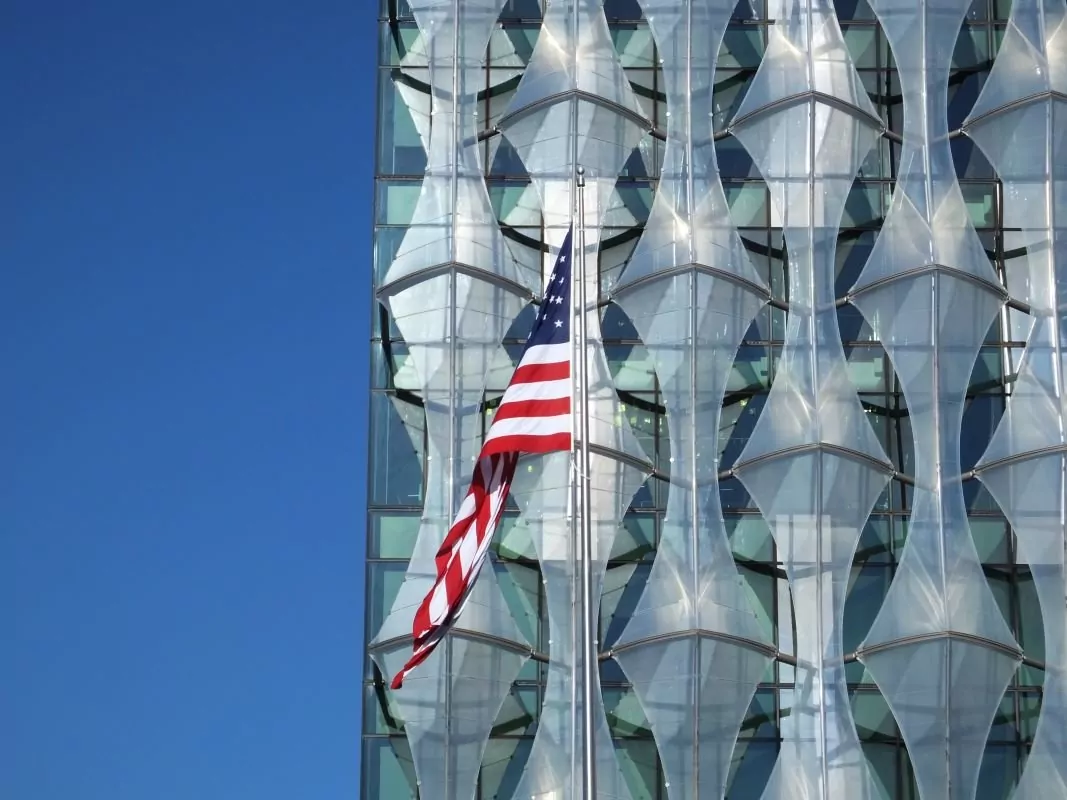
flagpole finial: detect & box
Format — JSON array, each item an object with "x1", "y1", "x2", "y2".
[{"x1": 576, "y1": 165, "x2": 585, "y2": 187}]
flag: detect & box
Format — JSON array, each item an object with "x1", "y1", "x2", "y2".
[{"x1": 390, "y1": 228, "x2": 575, "y2": 689}]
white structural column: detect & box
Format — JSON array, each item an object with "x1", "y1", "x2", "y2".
[
  {"x1": 965, "y1": 2, "x2": 1067, "y2": 797},
  {"x1": 610, "y1": 2, "x2": 774, "y2": 799},
  {"x1": 369, "y1": 3, "x2": 540, "y2": 800},
  {"x1": 496, "y1": 2, "x2": 653, "y2": 798},
  {"x1": 850, "y1": 0, "x2": 1024, "y2": 798},
  {"x1": 728, "y1": 1, "x2": 894, "y2": 798}
]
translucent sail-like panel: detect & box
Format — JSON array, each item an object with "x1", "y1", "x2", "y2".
[
  {"x1": 608, "y1": 4, "x2": 773, "y2": 798},
  {"x1": 850, "y1": 1, "x2": 1023, "y2": 798},
  {"x1": 966, "y1": 3, "x2": 1067, "y2": 796},
  {"x1": 371, "y1": 279, "x2": 534, "y2": 800},
  {"x1": 369, "y1": 4, "x2": 537, "y2": 799},
  {"x1": 510, "y1": 453, "x2": 648, "y2": 800},
  {"x1": 382, "y1": 0, "x2": 536, "y2": 297},
  {"x1": 727, "y1": 2, "x2": 893, "y2": 797},
  {"x1": 495, "y1": 2, "x2": 655, "y2": 796},
  {"x1": 613, "y1": 275, "x2": 772, "y2": 800},
  {"x1": 616, "y1": 0, "x2": 764, "y2": 292},
  {"x1": 497, "y1": 0, "x2": 648, "y2": 238}
]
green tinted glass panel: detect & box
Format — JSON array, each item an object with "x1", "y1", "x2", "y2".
[
  {"x1": 366, "y1": 561, "x2": 408, "y2": 635},
  {"x1": 369, "y1": 393, "x2": 424, "y2": 507},
  {"x1": 377, "y1": 180, "x2": 423, "y2": 225},
  {"x1": 369, "y1": 511, "x2": 421, "y2": 559},
  {"x1": 363, "y1": 738, "x2": 417, "y2": 800}
]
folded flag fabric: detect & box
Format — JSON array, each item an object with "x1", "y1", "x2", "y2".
[{"x1": 391, "y1": 229, "x2": 575, "y2": 689}]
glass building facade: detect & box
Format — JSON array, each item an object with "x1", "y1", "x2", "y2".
[{"x1": 366, "y1": 0, "x2": 1066, "y2": 797}]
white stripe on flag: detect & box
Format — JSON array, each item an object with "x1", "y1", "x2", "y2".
[
  {"x1": 498, "y1": 378, "x2": 571, "y2": 405},
  {"x1": 482, "y1": 414, "x2": 570, "y2": 442},
  {"x1": 518, "y1": 342, "x2": 570, "y2": 366}
]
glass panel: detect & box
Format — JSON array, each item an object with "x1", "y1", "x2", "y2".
[
  {"x1": 953, "y1": 136, "x2": 996, "y2": 180},
  {"x1": 714, "y1": 71, "x2": 758, "y2": 130},
  {"x1": 615, "y1": 739, "x2": 659, "y2": 800},
  {"x1": 367, "y1": 561, "x2": 408, "y2": 635},
  {"x1": 499, "y1": 0, "x2": 543, "y2": 20},
  {"x1": 857, "y1": 515, "x2": 892, "y2": 564},
  {"x1": 844, "y1": 565, "x2": 892, "y2": 680},
  {"x1": 1018, "y1": 691, "x2": 1042, "y2": 738},
  {"x1": 487, "y1": 182, "x2": 539, "y2": 226},
  {"x1": 606, "y1": 344, "x2": 657, "y2": 392},
  {"x1": 961, "y1": 394, "x2": 1004, "y2": 470},
  {"x1": 492, "y1": 509, "x2": 530, "y2": 556},
  {"x1": 1016, "y1": 570, "x2": 1045, "y2": 684},
  {"x1": 953, "y1": 26, "x2": 991, "y2": 69},
  {"x1": 372, "y1": 339, "x2": 420, "y2": 392},
  {"x1": 603, "y1": 685, "x2": 653, "y2": 737},
  {"x1": 729, "y1": 345, "x2": 773, "y2": 391},
  {"x1": 619, "y1": 396, "x2": 658, "y2": 470},
  {"x1": 378, "y1": 71, "x2": 428, "y2": 175},
  {"x1": 611, "y1": 513, "x2": 656, "y2": 562},
  {"x1": 736, "y1": 562, "x2": 776, "y2": 643},
  {"x1": 376, "y1": 180, "x2": 423, "y2": 225},
  {"x1": 967, "y1": 0, "x2": 989, "y2": 20},
  {"x1": 608, "y1": 183, "x2": 654, "y2": 227},
  {"x1": 726, "y1": 739, "x2": 778, "y2": 799},
  {"x1": 611, "y1": 25, "x2": 655, "y2": 68},
  {"x1": 853, "y1": 691, "x2": 897, "y2": 741},
  {"x1": 491, "y1": 686, "x2": 539, "y2": 736},
  {"x1": 727, "y1": 514, "x2": 775, "y2": 561},
  {"x1": 949, "y1": 72, "x2": 987, "y2": 128},
  {"x1": 842, "y1": 25, "x2": 880, "y2": 69},
  {"x1": 368, "y1": 392, "x2": 424, "y2": 507},
  {"x1": 364, "y1": 682, "x2": 405, "y2": 734},
  {"x1": 969, "y1": 519, "x2": 1009, "y2": 563},
  {"x1": 379, "y1": 22, "x2": 422, "y2": 66},
  {"x1": 843, "y1": 181, "x2": 884, "y2": 228},
  {"x1": 719, "y1": 135, "x2": 760, "y2": 179},
  {"x1": 960, "y1": 182, "x2": 998, "y2": 229},
  {"x1": 381, "y1": 0, "x2": 413, "y2": 19},
  {"x1": 835, "y1": 0, "x2": 877, "y2": 20},
  {"x1": 488, "y1": 24, "x2": 540, "y2": 67},
  {"x1": 601, "y1": 302, "x2": 640, "y2": 340},
  {"x1": 479, "y1": 738, "x2": 533, "y2": 798},
  {"x1": 368, "y1": 511, "x2": 421, "y2": 558},
  {"x1": 987, "y1": 693, "x2": 1017, "y2": 741},
  {"x1": 362, "y1": 738, "x2": 418, "y2": 799},
  {"x1": 603, "y1": 0, "x2": 644, "y2": 21},
  {"x1": 739, "y1": 689, "x2": 778, "y2": 739},
  {"x1": 719, "y1": 27, "x2": 765, "y2": 69},
  {"x1": 493, "y1": 559, "x2": 542, "y2": 649},
  {"x1": 375, "y1": 226, "x2": 410, "y2": 284},
  {"x1": 863, "y1": 742, "x2": 898, "y2": 799},
  {"x1": 602, "y1": 563, "x2": 649, "y2": 646},
  {"x1": 847, "y1": 347, "x2": 888, "y2": 392},
  {"x1": 725, "y1": 182, "x2": 769, "y2": 227},
  {"x1": 624, "y1": 69, "x2": 656, "y2": 122},
  {"x1": 971, "y1": 348, "x2": 1008, "y2": 390},
  {"x1": 974, "y1": 744, "x2": 1019, "y2": 800}
]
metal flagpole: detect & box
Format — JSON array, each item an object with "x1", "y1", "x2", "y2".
[{"x1": 575, "y1": 165, "x2": 597, "y2": 800}]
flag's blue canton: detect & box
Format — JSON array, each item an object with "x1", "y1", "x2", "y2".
[{"x1": 528, "y1": 228, "x2": 573, "y2": 347}]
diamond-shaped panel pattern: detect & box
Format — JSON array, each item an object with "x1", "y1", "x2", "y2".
[{"x1": 370, "y1": 0, "x2": 1067, "y2": 798}]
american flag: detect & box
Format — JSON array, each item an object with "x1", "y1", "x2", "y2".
[{"x1": 390, "y1": 229, "x2": 575, "y2": 689}]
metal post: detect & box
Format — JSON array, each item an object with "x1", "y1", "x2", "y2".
[{"x1": 575, "y1": 165, "x2": 597, "y2": 799}]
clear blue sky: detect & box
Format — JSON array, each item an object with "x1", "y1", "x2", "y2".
[{"x1": 2, "y1": 3, "x2": 372, "y2": 798}]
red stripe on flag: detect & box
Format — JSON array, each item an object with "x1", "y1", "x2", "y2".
[
  {"x1": 392, "y1": 452, "x2": 522, "y2": 689},
  {"x1": 391, "y1": 232, "x2": 576, "y2": 689},
  {"x1": 492, "y1": 397, "x2": 570, "y2": 423},
  {"x1": 510, "y1": 360, "x2": 570, "y2": 385},
  {"x1": 479, "y1": 431, "x2": 571, "y2": 458}
]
